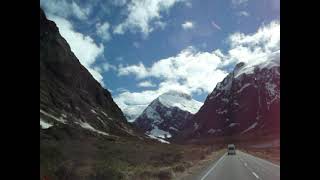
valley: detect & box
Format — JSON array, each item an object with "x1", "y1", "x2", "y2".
[{"x1": 40, "y1": 3, "x2": 280, "y2": 179}]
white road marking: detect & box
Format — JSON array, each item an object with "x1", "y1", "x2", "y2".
[
  {"x1": 252, "y1": 172, "x2": 260, "y2": 179},
  {"x1": 200, "y1": 153, "x2": 227, "y2": 180},
  {"x1": 244, "y1": 162, "x2": 247, "y2": 167},
  {"x1": 239, "y1": 150, "x2": 280, "y2": 168}
]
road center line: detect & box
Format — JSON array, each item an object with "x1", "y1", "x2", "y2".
[
  {"x1": 240, "y1": 150, "x2": 280, "y2": 168},
  {"x1": 252, "y1": 172, "x2": 260, "y2": 179},
  {"x1": 200, "y1": 153, "x2": 226, "y2": 180}
]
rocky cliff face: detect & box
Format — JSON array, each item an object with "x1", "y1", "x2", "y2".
[
  {"x1": 183, "y1": 52, "x2": 280, "y2": 138},
  {"x1": 40, "y1": 8, "x2": 134, "y2": 136},
  {"x1": 135, "y1": 90, "x2": 202, "y2": 138}
]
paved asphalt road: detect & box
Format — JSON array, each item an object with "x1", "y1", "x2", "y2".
[{"x1": 198, "y1": 150, "x2": 280, "y2": 180}]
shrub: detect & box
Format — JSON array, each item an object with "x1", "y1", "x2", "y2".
[
  {"x1": 173, "y1": 164, "x2": 185, "y2": 172},
  {"x1": 157, "y1": 170, "x2": 173, "y2": 180}
]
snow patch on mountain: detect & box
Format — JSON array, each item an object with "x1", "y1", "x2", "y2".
[
  {"x1": 229, "y1": 123, "x2": 240, "y2": 127},
  {"x1": 148, "y1": 126, "x2": 172, "y2": 138},
  {"x1": 169, "y1": 127, "x2": 178, "y2": 131},
  {"x1": 40, "y1": 118, "x2": 53, "y2": 129},
  {"x1": 40, "y1": 109, "x2": 67, "y2": 124},
  {"x1": 194, "y1": 122, "x2": 199, "y2": 130},
  {"x1": 237, "y1": 83, "x2": 251, "y2": 94},
  {"x1": 208, "y1": 129, "x2": 216, "y2": 134},
  {"x1": 145, "y1": 104, "x2": 163, "y2": 123},
  {"x1": 147, "y1": 134, "x2": 170, "y2": 144},
  {"x1": 265, "y1": 82, "x2": 277, "y2": 97},
  {"x1": 241, "y1": 122, "x2": 258, "y2": 134},
  {"x1": 75, "y1": 121, "x2": 109, "y2": 136}
]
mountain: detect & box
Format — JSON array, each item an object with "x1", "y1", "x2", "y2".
[
  {"x1": 40, "y1": 8, "x2": 136, "y2": 137},
  {"x1": 134, "y1": 90, "x2": 203, "y2": 138},
  {"x1": 40, "y1": 8, "x2": 194, "y2": 179},
  {"x1": 183, "y1": 51, "x2": 280, "y2": 138}
]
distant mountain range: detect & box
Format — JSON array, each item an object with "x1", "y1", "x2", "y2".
[
  {"x1": 40, "y1": 5, "x2": 279, "y2": 140},
  {"x1": 132, "y1": 52, "x2": 280, "y2": 140},
  {"x1": 40, "y1": 7, "x2": 279, "y2": 180},
  {"x1": 134, "y1": 90, "x2": 202, "y2": 138}
]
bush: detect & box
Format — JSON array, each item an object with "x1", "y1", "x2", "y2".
[
  {"x1": 200, "y1": 154, "x2": 206, "y2": 160},
  {"x1": 91, "y1": 168, "x2": 125, "y2": 180},
  {"x1": 173, "y1": 164, "x2": 185, "y2": 172},
  {"x1": 135, "y1": 170, "x2": 154, "y2": 180},
  {"x1": 157, "y1": 170, "x2": 173, "y2": 180}
]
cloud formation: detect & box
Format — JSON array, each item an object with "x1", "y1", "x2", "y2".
[
  {"x1": 238, "y1": 11, "x2": 250, "y2": 17},
  {"x1": 182, "y1": 21, "x2": 194, "y2": 30},
  {"x1": 231, "y1": 0, "x2": 249, "y2": 7},
  {"x1": 96, "y1": 22, "x2": 111, "y2": 41},
  {"x1": 40, "y1": 0, "x2": 91, "y2": 20},
  {"x1": 113, "y1": 0, "x2": 185, "y2": 36},
  {"x1": 115, "y1": 20, "x2": 280, "y2": 117},
  {"x1": 138, "y1": 81, "x2": 157, "y2": 88}
]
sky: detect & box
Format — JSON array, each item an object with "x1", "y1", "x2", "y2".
[{"x1": 40, "y1": 0, "x2": 280, "y2": 119}]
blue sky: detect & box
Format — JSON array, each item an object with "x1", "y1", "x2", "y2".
[{"x1": 40, "y1": 0, "x2": 279, "y2": 121}]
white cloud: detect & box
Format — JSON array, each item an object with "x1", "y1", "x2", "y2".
[
  {"x1": 113, "y1": 0, "x2": 185, "y2": 36},
  {"x1": 96, "y1": 22, "x2": 111, "y2": 41},
  {"x1": 182, "y1": 21, "x2": 194, "y2": 30},
  {"x1": 116, "y1": 88, "x2": 129, "y2": 93},
  {"x1": 238, "y1": 11, "x2": 250, "y2": 17},
  {"x1": 138, "y1": 81, "x2": 157, "y2": 87},
  {"x1": 185, "y1": 2, "x2": 192, "y2": 8},
  {"x1": 228, "y1": 21, "x2": 280, "y2": 52},
  {"x1": 116, "y1": 57, "x2": 124, "y2": 61},
  {"x1": 118, "y1": 46, "x2": 228, "y2": 94},
  {"x1": 102, "y1": 62, "x2": 117, "y2": 72},
  {"x1": 118, "y1": 62, "x2": 149, "y2": 79},
  {"x1": 224, "y1": 20, "x2": 280, "y2": 68},
  {"x1": 232, "y1": 0, "x2": 248, "y2": 6},
  {"x1": 154, "y1": 21, "x2": 167, "y2": 30},
  {"x1": 40, "y1": 0, "x2": 90, "y2": 20},
  {"x1": 114, "y1": 90, "x2": 159, "y2": 109},
  {"x1": 47, "y1": 15, "x2": 106, "y2": 86},
  {"x1": 211, "y1": 21, "x2": 222, "y2": 30},
  {"x1": 115, "y1": 20, "x2": 280, "y2": 116}
]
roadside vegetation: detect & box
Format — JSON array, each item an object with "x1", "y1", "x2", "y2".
[{"x1": 40, "y1": 124, "x2": 224, "y2": 180}]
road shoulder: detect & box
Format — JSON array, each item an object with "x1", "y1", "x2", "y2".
[{"x1": 175, "y1": 149, "x2": 226, "y2": 180}]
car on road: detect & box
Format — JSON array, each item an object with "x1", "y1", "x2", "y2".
[{"x1": 228, "y1": 144, "x2": 236, "y2": 155}]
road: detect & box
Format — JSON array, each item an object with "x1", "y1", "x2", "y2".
[{"x1": 197, "y1": 150, "x2": 280, "y2": 180}]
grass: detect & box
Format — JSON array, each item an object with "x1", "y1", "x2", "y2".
[
  {"x1": 40, "y1": 125, "x2": 223, "y2": 180},
  {"x1": 239, "y1": 147, "x2": 280, "y2": 165}
]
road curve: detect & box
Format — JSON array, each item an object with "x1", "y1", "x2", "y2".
[{"x1": 197, "y1": 150, "x2": 280, "y2": 180}]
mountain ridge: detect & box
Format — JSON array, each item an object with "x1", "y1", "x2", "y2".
[
  {"x1": 135, "y1": 90, "x2": 203, "y2": 138},
  {"x1": 181, "y1": 52, "x2": 280, "y2": 139},
  {"x1": 40, "y1": 8, "x2": 137, "y2": 137}
]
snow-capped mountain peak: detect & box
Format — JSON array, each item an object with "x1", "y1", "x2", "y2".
[
  {"x1": 183, "y1": 52, "x2": 280, "y2": 138},
  {"x1": 135, "y1": 90, "x2": 203, "y2": 139},
  {"x1": 234, "y1": 50, "x2": 280, "y2": 78},
  {"x1": 158, "y1": 90, "x2": 202, "y2": 114}
]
